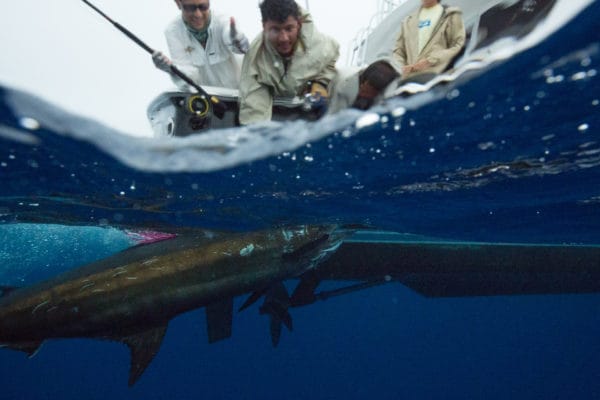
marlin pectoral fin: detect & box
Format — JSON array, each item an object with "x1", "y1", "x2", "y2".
[
  {"x1": 122, "y1": 325, "x2": 167, "y2": 386},
  {"x1": 269, "y1": 314, "x2": 283, "y2": 347},
  {"x1": 239, "y1": 288, "x2": 267, "y2": 312},
  {"x1": 290, "y1": 270, "x2": 320, "y2": 307},
  {"x1": 2, "y1": 341, "x2": 43, "y2": 357},
  {"x1": 205, "y1": 299, "x2": 233, "y2": 343},
  {"x1": 281, "y1": 310, "x2": 293, "y2": 332},
  {"x1": 264, "y1": 307, "x2": 293, "y2": 347},
  {"x1": 259, "y1": 283, "x2": 293, "y2": 347}
]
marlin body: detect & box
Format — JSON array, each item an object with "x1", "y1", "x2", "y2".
[{"x1": 0, "y1": 225, "x2": 344, "y2": 385}]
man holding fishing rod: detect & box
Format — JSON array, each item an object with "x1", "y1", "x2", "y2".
[{"x1": 152, "y1": 0, "x2": 250, "y2": 90}]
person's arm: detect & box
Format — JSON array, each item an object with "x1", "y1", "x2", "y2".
[
  {"x1": 423, "y1": 12, "x2": 466, "y2": 69},
  {"x1": 221, "y1": 17, "x2": 249, "y2": 54},
  {"x1": 164, "y1": 28, "x2": 200, "y2": 90},
  {"x1": 392, "y1": 23, "x2": 415, "y2": 76},
  {"x1": 310, "y1": 39, "x2": 340, "y2": 96},
  {"x1": 239, "y1": 83, "x2": 273, "y2": 125},
  {"x1": 238, "y1": 56, "x2": 273, "y2": 125},
  {"x1": 392, "y1": 24, "x2": 408, "y2": 68}
]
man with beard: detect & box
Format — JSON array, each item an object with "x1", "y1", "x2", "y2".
[{"x1": 238, "y1": 0, "x2": 340, "y2": 125}]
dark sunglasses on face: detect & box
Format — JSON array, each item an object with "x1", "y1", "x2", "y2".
[{"x1": 182, "y1": 3, "x2": 209, "y2": 12}]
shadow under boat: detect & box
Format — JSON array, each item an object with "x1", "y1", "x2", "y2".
[{"x1": 304, "y1": 231, "x2": 600, "y2": 301}]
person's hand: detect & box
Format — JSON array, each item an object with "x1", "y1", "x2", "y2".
[
  {"x1": 412, "y1": 59, "x2": 431, "y2": 72},
  {"x1": 309, "y1": 82, "x2": 329, "y2": 99},
  {"x1": 230, "y1": 17, "x2": 249, "y2": 53},
  {"x1": 152, "y1": 51, "x2": 172, "y2": 72},
  {"x1": 401, "y1": 65, "x2": 413, "y2": 76},
  {"x1": 301, "y1": 81, "x2": 329, "y2": 115},
  {"x1": 230, "y1": 17, "x2": 239, "y2": 40}
]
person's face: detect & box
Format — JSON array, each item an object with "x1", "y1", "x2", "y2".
[
  {"x1": 177, "y1": 0, "x2": 210, "y2": 30},
  {"x1": 421, "y1": 0, "x2": 439, "y2": 8},
  {"x1": 263, "y1": 16, "x2": 301, "y2": 57}
]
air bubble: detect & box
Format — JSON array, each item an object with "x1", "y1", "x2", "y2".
[
  {"x1": 355, "y1": 113, "x2": 380, "y2": 129},
  {"x1": 19, "y1": 117, "x2": 40, "y2": 130},
  {"x1": 391, "y1": 107, "x2": 406, "y2": 117}
]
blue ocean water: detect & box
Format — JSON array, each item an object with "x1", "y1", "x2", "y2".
[{"x1": 1, "y1": 2, "x2": 600, "y2": 399}]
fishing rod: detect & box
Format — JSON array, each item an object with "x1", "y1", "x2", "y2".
[{"x1": 80, "y1": 0, "x2": 226, "y2": 119}]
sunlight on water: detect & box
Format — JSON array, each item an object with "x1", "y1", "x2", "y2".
[{"x1": 0, "y1": 224, "x2": 132, "y2": 285}]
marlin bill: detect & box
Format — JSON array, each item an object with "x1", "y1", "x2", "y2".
[{"x1": 0, "y1": 225, "x2": 345, "y2": 386}]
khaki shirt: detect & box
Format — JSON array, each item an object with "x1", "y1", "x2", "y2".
[
  {"x1": 238, "y1": 11, "x2": 339, "y2": 125},
  {"x1": 393, "y1": 5, "x2": 466, "y2": 79}
]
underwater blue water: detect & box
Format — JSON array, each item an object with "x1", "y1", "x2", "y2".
[{"x1": 1, "y1": 2, "x2": 600, "y2": 399}]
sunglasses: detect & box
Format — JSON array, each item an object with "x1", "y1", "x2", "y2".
[{"x1": 182, "y1": 3, "x2": 210, "y2": 12}]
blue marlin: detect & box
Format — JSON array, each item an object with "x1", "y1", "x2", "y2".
[{"x1": 0, "y1": 225, "x2": 345, "y2": 385}]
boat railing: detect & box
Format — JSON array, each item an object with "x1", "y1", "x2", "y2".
[{"x1": 347, "y1": 0, "x2": 408, "y2": 66}]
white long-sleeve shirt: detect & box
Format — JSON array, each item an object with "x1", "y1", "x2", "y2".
[{"x1": 164, "y1": 13, "x2": 248, "y2": 90}]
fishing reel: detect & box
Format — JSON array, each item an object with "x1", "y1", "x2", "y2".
[
  {"x1": 181, "y1": 94, "x2": 211, "y2": 131},
  {"x1": 184, "y1": 95, "x2": 210, "y2": 117}
]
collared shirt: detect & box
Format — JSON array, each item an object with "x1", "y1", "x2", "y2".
[
  {"x1": 164, "y1": 13, "x2": 248, "y2": 90},
  {"x1": 238, "y1": 10, "x2": 339, "y2": 124}
]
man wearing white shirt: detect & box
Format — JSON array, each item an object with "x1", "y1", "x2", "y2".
[{"x1": 152, "y1": 0, "x2": 249, "y2": 90}]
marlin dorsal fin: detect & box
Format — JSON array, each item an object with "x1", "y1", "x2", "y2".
[{"x1": 122, "y1": 325, "x2": 168, "y2": 386}]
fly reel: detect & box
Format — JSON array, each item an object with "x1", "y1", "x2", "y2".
[{"x1": 184, "y1": 95, "x2": 210, "y2": 117}]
